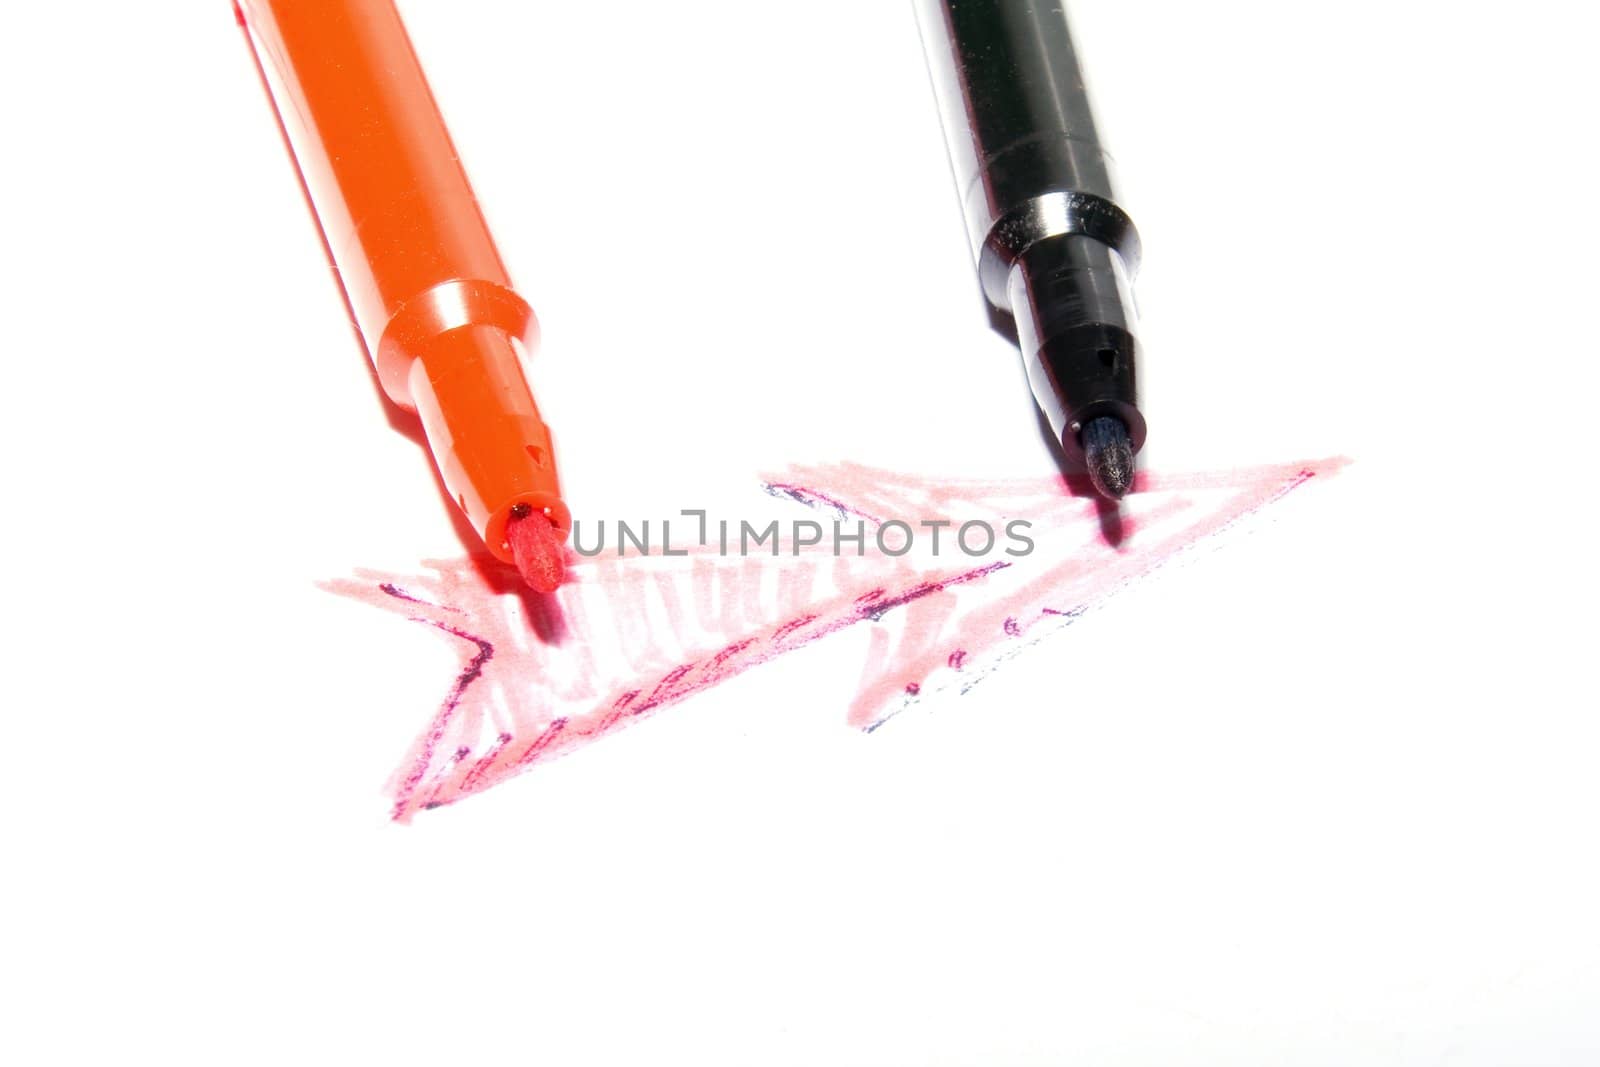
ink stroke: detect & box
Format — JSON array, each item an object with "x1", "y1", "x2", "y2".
[{"x1": 323, "y1": 458, "x2": 1345, "y2": 820}]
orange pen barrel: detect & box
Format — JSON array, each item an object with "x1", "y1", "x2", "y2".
[{"x1": 236, "y1": 0, "x2": 568, "y2": 562}]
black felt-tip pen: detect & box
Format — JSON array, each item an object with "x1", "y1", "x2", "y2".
[{"x1": 915, "y1": 0, "x2": 1146, "y2": 499}]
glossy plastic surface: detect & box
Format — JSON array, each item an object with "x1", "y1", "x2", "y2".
[
  {"x1": 237, "y1": 0, "x2": 568, "y2": 560},
  {"x1": 914, "y1": 0, "x2": 1145, "y2": 463}
]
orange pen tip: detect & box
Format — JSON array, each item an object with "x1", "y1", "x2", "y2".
[{"x1": 507, "y1": 508, "x2": 566, "y2": 594}]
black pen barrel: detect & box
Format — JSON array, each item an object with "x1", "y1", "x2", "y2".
[{"x1": 915, "y1": 0, "x2": 1146, "y2": 463}]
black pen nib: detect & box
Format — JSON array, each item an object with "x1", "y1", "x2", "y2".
[{"x1": 1081, "y1": 416, "x2": 1134, "y2": 500}]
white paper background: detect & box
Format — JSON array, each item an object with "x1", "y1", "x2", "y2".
[{"x1": 2, "y1": 1, "x2": 1596, "y2": 1063}]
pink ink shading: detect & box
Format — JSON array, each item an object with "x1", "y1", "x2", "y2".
[{"x1": 322, "y1": 459, "x2": 1347, "y2": 820}]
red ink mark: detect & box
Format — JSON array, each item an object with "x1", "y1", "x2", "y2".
[
  {"x1": 512, "y1": 718, "x2": 567, "y2": 768},
  {"x1": 323, "y1": 458, "x2": 1348, "y2": 820},
  {"x1": 764, "y1": 482, "x2": 878, "y2": 524}
]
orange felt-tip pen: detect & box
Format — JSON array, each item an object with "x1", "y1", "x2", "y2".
[{"x1": 236, "y1": 0, "x2": 568, "y2": 592}]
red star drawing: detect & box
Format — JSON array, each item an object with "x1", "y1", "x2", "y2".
[{"x1": 322, "y1": 459, "x2": 1346, "y2": 820}]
